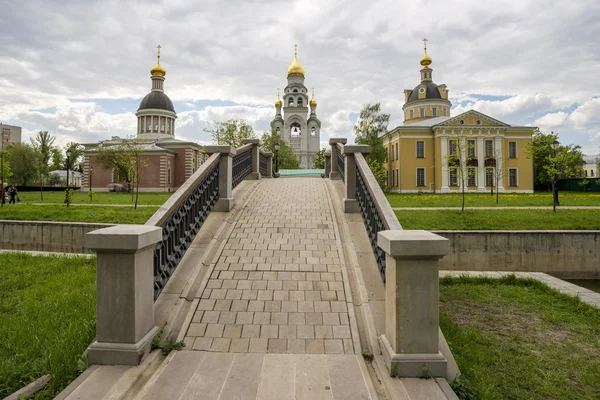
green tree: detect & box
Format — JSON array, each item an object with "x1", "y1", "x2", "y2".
[
  {"x1": 260, "y1": 131, "x2": 299, "y2": 169},
  {"x1": 313, "y1": 148, "x2": 325, "y2": 169},
  {"x1": 6, "y1": 143, "x2": 41, "y2": 186},
  {"x1": 544, "y1": 143, "x2": 585, "y2": 211},
  {"x1": 95, "y1": 139, "x2": 148, "y2": 209},
  {"x1": 367, "y1": 158, "x2": 388, "y2": 192},
  {"x1": 527, "y1": 130, "x2": 584, "y2": 188},
  {"x1": 50, "y1": 147, "x2": 65, "y2": 171},
  {"x1": 444, "y1": 139, "x2": 476, "y2": 211},
  {"x1": 31, "y1": 131, "x2": 56, "y2": 200},
  {"x1": 354, "y1": 103, "x2": 389, "y2": 165},
  {"x1": 66, "y1": 142, "x2": 84, "y2": 171},
  {"x1": 208, "y1": 119, "x2": 256, "y2": 148}
]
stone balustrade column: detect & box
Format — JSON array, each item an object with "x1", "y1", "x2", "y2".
[
  {"x1": 342, "y1": 145, "x2": 371, "y2": 213},
  {"x1": 86, "y1": 225, "x2": 163, "y2": 365},
  {"x1": 205, "y1": 145, "x2": 237, "y2": 212},
  {"x1": 263, "y1": 151, "x2": 273, "y2": 178},
  {"x1": 329, "y1": 138, "x2": 347, "y2": 179},
  {"x1": 377, "y1": 230, "x2": 449, "y2": 378},
  {"x1": 242, "y1": 138, "x2": 261, "y2": 180},
  {"x1": 324, "y1": 150, "x2": 331, "y2": 178}
]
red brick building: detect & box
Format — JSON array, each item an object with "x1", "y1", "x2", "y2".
[{"x1": 82, "y1": 48, "x2": 204, "y2": 192}]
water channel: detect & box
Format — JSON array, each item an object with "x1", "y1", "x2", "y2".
[{"x1": 565, "y1": 279, "x2": 600, "y2": 294}]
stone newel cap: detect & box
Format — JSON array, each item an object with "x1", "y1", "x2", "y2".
[
  {"x1": 342, "y1": 144, "x2": 371, "y2": 155},
  {"x1": 242, "y1": 138, "x2": 261, "y2": 145},
  {"x1": 205, "y1": 145, "x2": 237, "y2": 156},
  {"x1": 86, "y1": 225, "x2": 163, "y2": 252},
  {"x1": 329, "y1": 138, "x2": 348, "y2": 145},
  {"x1": 377, "y1": 230, "x2": 449, "y2": 259}
]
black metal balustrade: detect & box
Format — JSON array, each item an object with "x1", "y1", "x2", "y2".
[
  {"x1": 152, "y1": 161, "x2": 219, "y2": 300},
  {"x1": 233, "y1": 149, "x2": 252, "y2": 189},
  {"x1": 259, "y1": 151, "x2": 268, "y2": 176},
  {"x1": 338, "y1": 152, "x2": 345, "y2": 183},
  {"x1": 356, "y1": 167, "x2": 387, "y2": 282}
]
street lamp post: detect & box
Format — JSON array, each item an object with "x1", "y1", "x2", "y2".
[
  {"x1": 551, "y1": 140, "x2": 560, "y2": 212},
  {"x1": 65, "y1": 148, "x2": 72, "y2": 206},
  {"x1": 274, "y1": 141, "x2": 280, "y2": 178}
]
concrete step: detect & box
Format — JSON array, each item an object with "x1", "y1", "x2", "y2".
[{"x1": 135, "y1": 351, "x2": 379, "y2": 400}]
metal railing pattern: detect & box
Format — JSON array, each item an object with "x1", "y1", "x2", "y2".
[
  {"x1": 259, "y1": 151, "x2": 268, "y2": 176},
  {"x1": 147, "y1": 154, "x2": 220, "y2": 300},
  {"x1": 232, "y1": 146, "x2": 252, "y2": 189},
  {"x1": 355, "y1": 152, "x2": 402, "y2": 283},
  {"x1": 338, "y1": 151, "x2": 345, "y2": 183}
]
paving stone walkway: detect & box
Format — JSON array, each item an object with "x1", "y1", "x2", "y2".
[{"x1": 183, "y1": 178, "x2": 356, "y2": 355}]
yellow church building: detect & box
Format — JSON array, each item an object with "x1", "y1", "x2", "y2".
[{"x1": 380, "y1": 41, "x2": 534, "y2": 193}]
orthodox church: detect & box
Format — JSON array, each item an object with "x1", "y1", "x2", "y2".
[
  {"x1": 270, "y1": 47, "x2": 321, "y2": 169},
  {"x1": 380, "y1": 40, "x2": 534, "y2": 193},
  {"x1": 82, "y1": 47, "x2": 205, "y2": 192}
]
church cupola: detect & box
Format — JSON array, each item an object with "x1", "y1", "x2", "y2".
[
  {"x1": 401, "y1": 39, "x2": 452, "y2": 125},
  {"x1": 309, "y1": 88, "x2": 317, "y2": 114},
  {"x1": 136, "y1": 45, "x2": 177, "y2": 137},
  {"x1": 287, "y1": 45, "x2": 305, "y2": 78}
]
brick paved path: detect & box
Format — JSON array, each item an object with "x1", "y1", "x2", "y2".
[{"x1": 183, "y1": 178, "x2": 356, "y2": 354}]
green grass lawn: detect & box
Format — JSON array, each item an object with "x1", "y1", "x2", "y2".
[
  {"x1": 386, "y1": 192, "x2": 600, "y2": 208},
  {"x1": 395, "y1": 209, "x2": 600, "y2": 230},
  {"x1": 18, "y1": 190, "x2": 172, "y2": 205},
  {"x1": 0, "y1": 204, "x2": 158, "y2": 224},
  {"x1": 440, "y1": 275, "x2": 600, "y2": 400},
  {"x1": 0, "y1": 253, "x2": 96, "y2": 399}
]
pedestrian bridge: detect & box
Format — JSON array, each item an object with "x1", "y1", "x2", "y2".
[{"x1": 58, "y1": 139, "x2": 459, "y2": 400}]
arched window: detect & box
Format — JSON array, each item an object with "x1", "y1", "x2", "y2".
[
  {"x1": 297, "y1": 98, "x2": 303, "y2": 107},
  {"x1": 288, "y1": 98, "x2": 294, "y2": 106},
  {"x1": 311, "y1": 127, "x2": 316, "y2": 136},
  {"x1": 585, "y1": 170, "x2": 588, "y2": 177},
  {"x1": 592, "y1": 170, "x2": 595, "y2": 177},
  {"x1": 293, "y1": 89, "x2": 298, "y2": 93},
  {"x1": 167, "y1": 167, "x2": 171, "y2": 184},
  {"x1": 276, "y1": 127, "x2": 280, "y2": 134},
  {"x1": 153, "y1": 117, "x2": 159, "y2": 132},
  {"x1": 291, "y1": 122, "x2": 301, "y2": 137},
  {"x1": 146, "y1": 116, "x2": 151, "y2": 132}
]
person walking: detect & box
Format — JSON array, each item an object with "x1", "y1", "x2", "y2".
[{"x1": 7, "y1": 184, "x2": 17, "y2": 204}]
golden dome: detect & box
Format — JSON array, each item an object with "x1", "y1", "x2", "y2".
[
  {"x1": 275, "y1": 88, "x2": 282, "y2": 107},
  {"x1": 309, "y1": 88, "x2": 317, "y2": 106},
  {"x1": 420, "y1": 38, "x2": 432, "y2": 68},
  {"x1": 287, "y1": 48, "x2": 305, "y2": 77},
  {"x1": 151, "y1": 44, "x2": 166, "y2": 77}
]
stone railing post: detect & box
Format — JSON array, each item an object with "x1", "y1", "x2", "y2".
[
  {"x1": 324, "y1": 150, "x2": 331, "y2": 178},
  {"x1": 377, "y1": 230, "x2": 449, "y2": 378},
  {"x1": 329, "y1": 138, "x2": 347, "y2": 179},
  {"x1": 242, "y1": 138, "x2": 261, "y2": 180},
  {"x1": 342, "y1": 145, "x2": 370, "y2": 213},
  {"x1": 264, "y1": 151, "x2": 273, "y2": 178},
  {"x1": 85, "y1": 225, "x2": 162, "y2": 365},
  {"x1": 206, "y1": 145, "x2": 236, "y2": 212}
]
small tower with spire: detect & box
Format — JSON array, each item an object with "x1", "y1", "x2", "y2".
[{"x1": 401, "y1": 40, "x2": 451, "y2": 125}]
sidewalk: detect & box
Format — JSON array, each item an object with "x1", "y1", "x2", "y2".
[{"x1": 393, "y1": 206, "x2": 600, "y2": 210}]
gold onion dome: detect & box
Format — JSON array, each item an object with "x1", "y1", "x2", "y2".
[
  {"x1": 310, "y1": 88, "x2": 317, "y2": 106},
  {"x1": 287, "y1": 46, "x2": 305, "y2": 77},
  {"x1": 151, "y1": 45, "x2": 167, "y2": 77},
  {"x1": 275, "y1": 89, "x2": 282, "y2": 107},
  {"x1": 420, "y1": 38, "x2": 432, "y2": 68}
]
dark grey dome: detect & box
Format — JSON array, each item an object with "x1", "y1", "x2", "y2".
[
  {"x1": 138, "y1": 91, "x2": 175, "y2": 112},
  {"x1": 407, "y1": 81, "x2": 442, "y2": 103}
]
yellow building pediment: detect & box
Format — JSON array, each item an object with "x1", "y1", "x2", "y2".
[{"x1": 432, "y1": 110, "x2": 510, "y2": 129}]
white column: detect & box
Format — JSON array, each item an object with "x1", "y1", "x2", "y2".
[
  {"x1": 440, "y1": 135, "x2": 449, "y2": 192},
  {"x1": 477, "y1": 135, "x2": 485, "y2": 191},
  {"x1": 459, "y1": 135, "x2": 466, "y2": 191},
  {"x1": 495, "y1": 135, "x2": 504, "y2": 192}
]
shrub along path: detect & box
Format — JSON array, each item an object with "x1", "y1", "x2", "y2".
[
  {"x1": 0, "y1": 253, "x2": 96, "y2": 399},
  {"x1": 440, "y1": 274, "x2": 600, "y2": 400}
]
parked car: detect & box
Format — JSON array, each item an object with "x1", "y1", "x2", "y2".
[{"x1": 107, "y1": 183, "x2": 128, "y2": 192}]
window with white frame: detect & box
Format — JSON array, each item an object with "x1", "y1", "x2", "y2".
[
  {"x1": 420, "y1": 108, "x2": 425, "y2": 118},
  {"x1": 416, "y1": 168, "x2": 425, "y2": 187},
  {"x1": 449, "y1": 168, "x2": 458, "y2": 186},
  {"x1": 432, "y1": 108, "x2": 437, "y2": 117},
  {"x1": 509, "y1": 169, "x2": 518, "y2": 186},
  {"x1": 468, "y1": 167, "x2": 476, "y2": 186},
  {"x1": 449, "y1": 140, "x2": 457, "y2": 156},
  {"x1": 485, "y1": 140, "x2": 494, "y2": 157},
  {"x1": 409, "y1": 110, "x2": 414, "y2": 119},
  {"x1": 416, "y1": 141, "x2": 425, "y2": 158},
  {"x1": 467, "y1": 140, "x2": 475, "y2": 157},
  {"x1": 485, "y1": 167, "x2": 494, "y2": 186},
  {"x1": 509, "y1": 142, "x2": 517, "y2": 158}
]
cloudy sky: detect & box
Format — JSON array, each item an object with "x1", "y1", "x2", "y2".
[{"x1": 1, "y1": 0, "x2": 599, "y2": 155}]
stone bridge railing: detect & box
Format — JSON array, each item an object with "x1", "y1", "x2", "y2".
[
  {"x1": 328, "y1": 137, "x2": 450, "y2": 378},
  {"x1": 84, "y1": 139, "x2": 271, "y2": 366}
]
